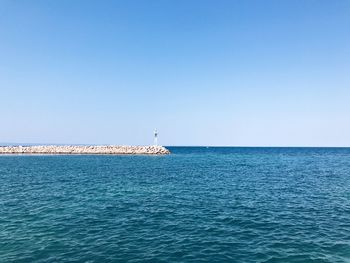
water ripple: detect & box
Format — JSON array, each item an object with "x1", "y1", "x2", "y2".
[{"x1": 0, "y1": 148, "x2": 350, "y2": 262}]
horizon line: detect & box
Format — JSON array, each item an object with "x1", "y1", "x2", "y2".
[{"x1": 0, "y1": 143, "x2": 349, "y2": 148}]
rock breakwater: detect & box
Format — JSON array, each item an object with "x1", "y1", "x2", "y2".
[{"x1": 0, "y1": 145, "x2": 170, "y2": 155}]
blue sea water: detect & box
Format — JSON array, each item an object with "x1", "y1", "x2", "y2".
[{"x1": 0, "y1": 147, "x2": 350, "y2": 262}]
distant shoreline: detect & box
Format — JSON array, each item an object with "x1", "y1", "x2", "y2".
[{"x1": 0, "y1": 145, "x2": 170, "y2": 155}]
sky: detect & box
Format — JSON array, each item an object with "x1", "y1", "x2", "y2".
[{"x1": 0, "y1": 0, "x2": 349, "y2": 146}]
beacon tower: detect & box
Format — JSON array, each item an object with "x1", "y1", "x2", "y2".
[{"x1": 154, "y1": 129, "x2": 158, "y2": 146}]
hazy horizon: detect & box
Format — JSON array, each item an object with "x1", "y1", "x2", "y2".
[
  {"x1": 1, "y1": 1, "x2": 349, "y2": 147},
  {"x1": 1, "y1": 142, "x2": 350, "y2": 148}
]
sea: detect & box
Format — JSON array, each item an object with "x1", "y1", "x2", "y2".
[{"x1": 0, "y1": 147, "x2": 349, "y2": 262}]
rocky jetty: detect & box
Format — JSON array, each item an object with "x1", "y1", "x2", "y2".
[{"x1": 0, "y1": 145, "x2": 170, "y2": 155}]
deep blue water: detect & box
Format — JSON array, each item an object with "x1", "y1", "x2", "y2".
[{"x1": 1, "y1": 147, "x2": 350, "y2": 262}]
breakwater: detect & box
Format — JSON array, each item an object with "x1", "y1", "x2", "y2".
[{"x1": 0, "y1": 145, "x2": 170, "y2": 155}]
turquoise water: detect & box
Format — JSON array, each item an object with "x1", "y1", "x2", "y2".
[{"x1": 1, "y1": 147, "x2": 350, "y2": 262}]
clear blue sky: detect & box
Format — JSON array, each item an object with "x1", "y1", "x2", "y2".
[{"x1": 1, "y1": 0, "x2": 349, "y2": 146}]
